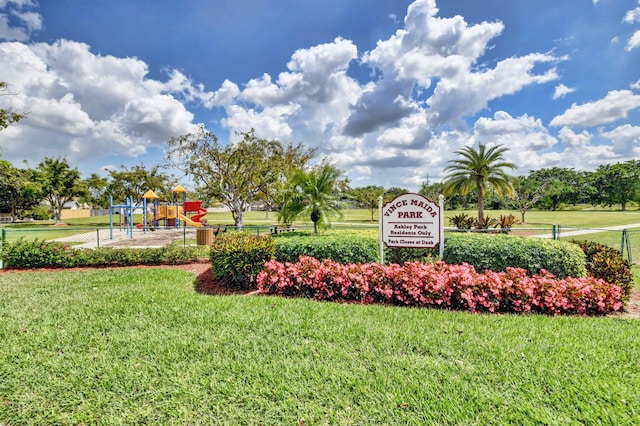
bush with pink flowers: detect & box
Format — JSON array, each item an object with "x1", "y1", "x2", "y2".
[{"x1": 256, "y1": 256, "x2": 623, "y2": 316}]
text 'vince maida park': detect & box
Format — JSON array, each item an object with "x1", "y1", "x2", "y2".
[{"x1": 382, "y1": 194, "x2": 441, "y2": 248}]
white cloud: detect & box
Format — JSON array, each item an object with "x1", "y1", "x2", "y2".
[
  {"x1": 626, "y1": 29, "x2": 640, "y2": 51},
  {"x1": 550, "y1": 90, "x2": 640, "y2": 127},
  {"x1": 0, "y1": 39, "x2": 198, "y2": 166},
  {"x1": 0, "y1": 0, "x2": 42, "y2": 41},
  {"x1": 623, "y1": 4, "x2": 640, "y2": 50},
  {"x1": 427, "y1": 54, "x2": 559, "y2": 128},
  {"x1": 360, "y1": 0, "x2": 559, "y2": 130},
  {"x1": 558, "y1": 127, "x2": 592, "y2": 148},
  {"x1": 553, "y1": 84, "x2": 576, "y2": 99},
  {"x1": 601, "y1": 124, "x2": 640, "y2": 155},
  {"x1": 632, "y1": 79, "x2": 640, "y2": 90},
  {"x1": 211, "y1": 36, "x2": 362, "y2": 145},
  {"x1": 376, "y1": 111, "x2": 431, "y2": 149},
  {"x1": 472, "y1": 111, "x2": 559, "y2": 173},
  {"x1": 623, "y1": 6, "x2": 640, "y2": 24}
]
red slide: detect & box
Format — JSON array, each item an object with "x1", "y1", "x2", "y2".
[
  {"x1": 190, "y1": 208, "x2": 208, "y2": 223},
  {"x1": 183, "y1": 200, "x2": 207, "y2": 223}
]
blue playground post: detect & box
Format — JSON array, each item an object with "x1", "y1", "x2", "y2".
[{"x1": 109, "y1": 196, "x2": 134, "y2": 240}]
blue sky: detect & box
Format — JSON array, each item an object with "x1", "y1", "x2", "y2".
[{"x1": 0, "y1": 0, "x2": 639, "y2": 190}]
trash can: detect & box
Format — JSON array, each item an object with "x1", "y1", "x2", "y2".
[{"x1": 196, "y1": 227, "x2": 213, "y2": 245}]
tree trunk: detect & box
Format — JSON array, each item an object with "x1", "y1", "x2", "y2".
[
  {"x1": 477, "y1": 187, "x2": 485, "y2": 223},
  {"x1": 233, "y1": 208, "x2": 243, "y2": 230},
  {"x1": 311, "y1": 208, "x2": 320, "y2": 233}
]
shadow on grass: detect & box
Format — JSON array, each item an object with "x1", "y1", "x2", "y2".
[{"x1": 194, "y1": 266, "x2": 257, "y2": 296}]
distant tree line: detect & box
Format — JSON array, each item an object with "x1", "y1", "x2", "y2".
[
  {"x1": 349, "y1": 160, "x2": 640, "y2": 223},
  {"x1": 419, "y1": 161, "x2": 640, "y2": 222}
]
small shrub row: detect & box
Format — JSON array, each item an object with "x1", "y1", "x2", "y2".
[
  {"x1": 571, "y1": 239, "x2": 634, "y2": 299},
  {"x1": 210, "y1": 233, "x2": 274, "y2": 289},
  {"x1": 1, "y1": 239, "x2": 209, "y2": 269},
  {"x1": 257, "y1": 256, "x2": 624, "y2": 316},
  {"x1": 443, "y1": 233, "x2": 587, "y2": 278},
  {"x1": 273, "y1": 232, "x2": 378, "y2": 264}
]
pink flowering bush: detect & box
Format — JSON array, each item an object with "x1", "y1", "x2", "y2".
[{"x1": 256, "y1": 256, "x2": 623, "y2": 316}]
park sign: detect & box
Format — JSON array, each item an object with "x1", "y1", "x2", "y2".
[{"x1": 379, "y1": 193, "x2": 443, "y2": 253}]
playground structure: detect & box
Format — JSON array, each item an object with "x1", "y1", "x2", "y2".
[{"x1": 109, "y1": 185, "x2": 208, "y2": 240}]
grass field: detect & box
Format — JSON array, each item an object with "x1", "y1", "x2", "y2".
[{"x1": 1, "y1": 269, "x2": 638, "y2": 424}]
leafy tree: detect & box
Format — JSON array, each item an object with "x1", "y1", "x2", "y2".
[
  {"x1": 418, "y1": 181, "x2": 445, "y2": 203},
  {"x1": 279, "y1": 162, "x2": 347, "y2": 233},
  {"x1": 383, "y1": 187, "x2": 409, "y2": 203},
  {"x1": 0, "y1": 160, "x2": 41, "y2": 220},
  {"x1": 257, "y1": 141, "x2": 317, "y2": 214},
  {"x1": 107, "y1": 164, "x2": 175, "y2": 205},
  {"x1": 350, "y1": 185, "x2": 385, "y2": 221},
  {"x1": 531, "y1": 167, "x2": 589, "y2": 210},
  {"x1": 507, "y1": 174, "x2": 548, "y2": 223},
  {"x1": 590, "y1": 161, "x2": 640, "y2": 210},
  {"x1": 83, "y1": 173, "x2": 110, "y2": 208},
  {"x1": 443, "y1": 144, "x2": 516, "y2": 223},
  {"x1": 0, "y1": 82, "x2": 26, "y2": 132},
  {"x1": 36, "y1": 157, "x2": 87, "y2": 223},
  {"x1": 166, "y1": 126, "x2": 315, "y2": 229}
]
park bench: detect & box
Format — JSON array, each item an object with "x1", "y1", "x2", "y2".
[
  {"x1": 212, "y1": 225, "x2": 227, "y2": 237},
  {"x1": 269, "y1": 225, "x2": 295, "y2": 234}
]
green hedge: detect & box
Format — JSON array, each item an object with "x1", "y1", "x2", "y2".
[
  {"x1": 1, "y1": 239, "x2": 208, "y2": 268},
  {"x1": 273, "y1": 231, "x2": 586, "y2": 278},
  {"x1": 443, "y1": 233, "x2": 587, "y2": 278},
  {"x1": 273, "y1": 232, "x2": 379, "y2": 264},
  {"x1": 210, "y1": 233, "x2": 275, "y2": 289}
]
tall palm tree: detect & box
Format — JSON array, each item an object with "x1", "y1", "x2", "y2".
[
  {"x1": 443, "y1": 144, "x2": 517, "y2": 224},
  {"x1": 279, "y1": 163, "x2": 346, "y2": 233}
]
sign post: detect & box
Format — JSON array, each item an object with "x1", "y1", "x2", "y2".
[
  {"x1": 378, "y1": 196, "x2": 384, "y2": 264},
  {"x1": 379, "y1": 193, "x2": 443, "y2": 263}
]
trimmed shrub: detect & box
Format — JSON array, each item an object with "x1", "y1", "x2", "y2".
[
  {"x1": 443, "y1": 233, "x2": 587, "y2": 278},
  {"x1": 257, "y1": 257, "x2": 623, "y2": 316},
  {"x1": 210, "y1": 233, "x2": 274, "y2": 289},
  {"x1": 273, "y1": 230, "x2": 587, "y2": 279},
  {"x1": 0, "y1": 238, "x2": 209, "y2": 269},
  {"x1": 571, "y1": 240, "x2": 634, "y2": 300},
  {"x1": 273, "y1": 232, "x2": 378, "y2": 264}
]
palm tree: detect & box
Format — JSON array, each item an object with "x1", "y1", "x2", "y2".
[
  {"x1": 279, "y1": 163, "x2": 346, "y2": 233},
  {"x1": 443, "y1": 144, "x2": 517, "y2": 224}
]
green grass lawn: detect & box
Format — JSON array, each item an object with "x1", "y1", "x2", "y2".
[{"x1": 1, "y1": 269, "x2": 638, "y2": 424}]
